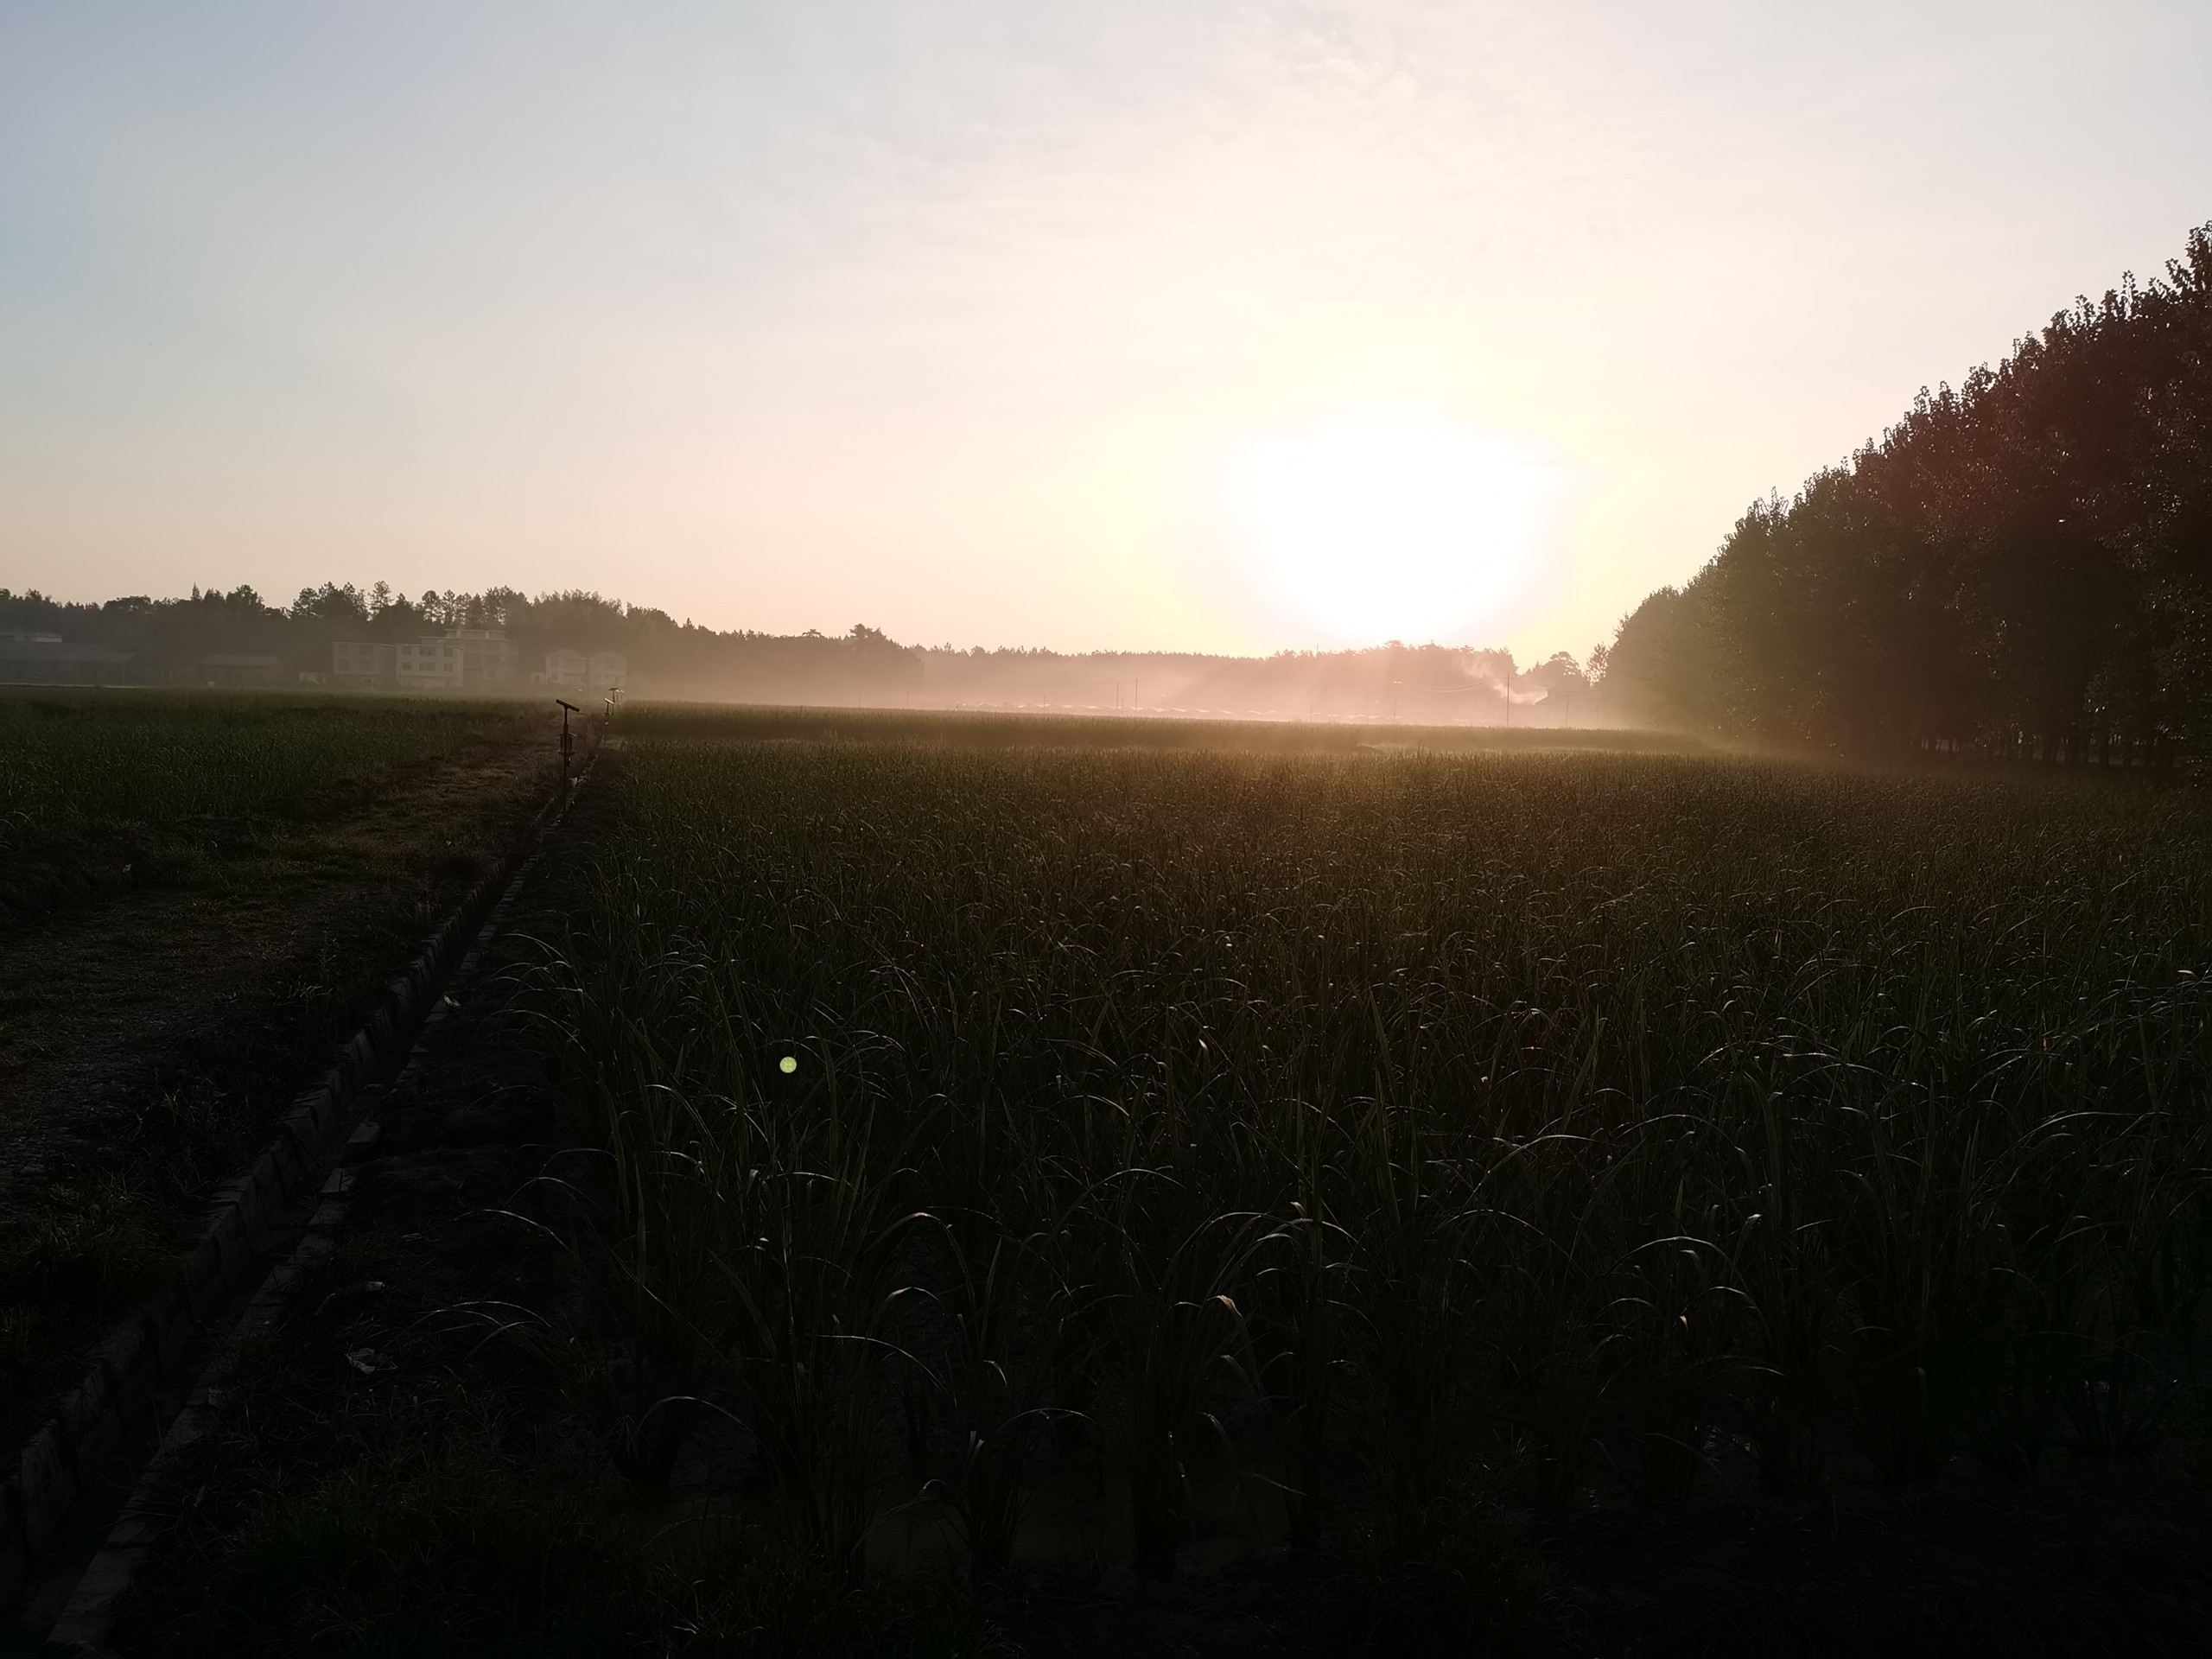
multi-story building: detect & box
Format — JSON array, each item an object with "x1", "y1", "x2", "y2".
[
  {"x1": 396, "y1": 638, "x2": 466, "y2": 690},
  {"x1": 383, "y1": 629, "x2": 518, "y2": 692},
  {"x1": 448, "y1": 628, "x2": 517, "y2": 687},
  {"x1": 331, "y1": 641, "x2": 396, "y2": 688},
  {"x1": 542, "y1": 647, "x2": 627, "y2": 694}
]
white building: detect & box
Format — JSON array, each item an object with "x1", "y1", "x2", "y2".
[
  {"x1": 396, "y1": 638, "x2": 465, "y2": 690},
  {"x1": 392, "y1": 629, "x2": 517, "y2": 691},
  {"x1": 332, "y1": 641, "x2": 396, "y2": 688},
  {"x1": 542, "y1": 647, "x2": 626, "y2": 693},
  {"x1": 448, "y1": 628, "x2": 517, "y2": 687}
]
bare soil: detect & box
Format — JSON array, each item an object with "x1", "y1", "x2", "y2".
[{"x1": 0, "y1": 725, "x2": 555, "y2": 1452}]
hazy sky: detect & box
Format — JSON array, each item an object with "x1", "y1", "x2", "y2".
[{"x1": 4, "y1": 3, "x2": 2209, "y2": 658}]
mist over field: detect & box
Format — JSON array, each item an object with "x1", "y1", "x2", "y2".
[
  {"x1": 2, "y1": 581, "x2": 1610, "y2": 724},
  {"x1": 9, "y1": 6, "x2": 2212, "y2": 1654}
]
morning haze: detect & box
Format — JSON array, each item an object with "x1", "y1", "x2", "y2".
[
  {"x1": 6, "y1": 3, "x2": 2209, "y2": 664},
  {"x1": 8, "y1": 8, "x2": 2212, "y2": 1655}
]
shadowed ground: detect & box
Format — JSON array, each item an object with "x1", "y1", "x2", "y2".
[{"x1": 0, "y1": 705, "x2": 553, "y2": 1456}]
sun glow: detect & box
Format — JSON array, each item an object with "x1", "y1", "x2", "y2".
[{"x1": 1224, "y1": 418, "x2": 1562, "y2": 645}]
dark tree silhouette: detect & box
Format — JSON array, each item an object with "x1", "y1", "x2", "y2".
[{"x1": 1606, "y1": 223, "x2": 2212, "y2": 771}]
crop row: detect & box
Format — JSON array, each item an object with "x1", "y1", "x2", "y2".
[{"x1": 550, "y1": 741, "x2": 2212, "y2": 1580}]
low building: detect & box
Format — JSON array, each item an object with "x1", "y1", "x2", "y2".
[
  {"x1": 542, "y1": 647, "x2": 588, "y2": 689},
  {"x1": 199, "y1": 653, "x2": 283, "y2": 687},
  {"x1": 332, "y1": 640, "x2": 397, "y2": 689},
  {"x1": 0, "y1": 632, "x2": 136, "y2": 685},
  {"x1": 588, "y1": 650, "x2": 627, "y2": 691}
]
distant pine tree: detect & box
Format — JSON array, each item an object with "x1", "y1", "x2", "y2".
[{"x1": 1606, "y1": 222, "x2": 2212, "y2": 770}]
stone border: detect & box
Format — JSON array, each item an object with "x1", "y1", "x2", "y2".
[{"x1": 2, "y1": 763, "x2": 590, "y2": 1619}]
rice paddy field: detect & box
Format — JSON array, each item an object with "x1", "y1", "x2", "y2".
[{"x1": 545, "y1": 721, "x2": 2212, "y2": 1623}]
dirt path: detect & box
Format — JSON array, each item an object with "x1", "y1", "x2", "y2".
[
  {"x1": 0, "y1": 729, "x2": 556, "y2": 1451},
  {"x1": 94, "y1": 777, "x2": 644, "y2": 1656}
]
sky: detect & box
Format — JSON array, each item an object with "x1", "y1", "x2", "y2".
[{"x1": 3, "y1": 3, "x2": 2209, "y2": 661}]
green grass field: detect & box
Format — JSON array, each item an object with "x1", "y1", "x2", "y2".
[
  {"x1": 0, "y1": 689, "x2": 538, "y2": 862},
  {"x1": 552, "y1": 722, "x2": 2212, "y2": 1593}
]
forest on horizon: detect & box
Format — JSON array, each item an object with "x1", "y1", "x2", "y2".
[
  {"x1": 1605, "y1": 222, "x2": 2212, "y2": 770},
  {"x1": 0, "y1": 581, "x2": 1596, "y2": 722},
  {"x1": 11, "y1": 221, "x2": 2212, "y2": 753}
]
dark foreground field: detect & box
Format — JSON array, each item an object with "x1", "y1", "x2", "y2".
[
  {"x1": 0, "y1": 691, "x2": 556, "y2": 1459},
  {"x1": 15, "y1": 705, "x2": 2212, "y2": 1656}
]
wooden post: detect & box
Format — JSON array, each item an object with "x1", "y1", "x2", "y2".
[{"x1": 556, "y1": 698, "x2": 578, "y2": 791}]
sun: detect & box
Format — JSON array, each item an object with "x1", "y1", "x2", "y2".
[{"x1": 1224, "y1": 416, "x2": 1560, "y2": 645}]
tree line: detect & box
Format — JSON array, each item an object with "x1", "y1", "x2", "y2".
[
  {"x1": 0, "y1": 582, "x2": 1594, "y2": 718},
  {"x1": 1604, "y1": 223, "x2": 2212, "y2": 772},
  {"x1": 0, "y1": 583, "x2": 921, "y2": 701}
]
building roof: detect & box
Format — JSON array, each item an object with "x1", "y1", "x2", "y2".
[{"x1": 0, "y1": 640, "x2": 132, "y2": 663}]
